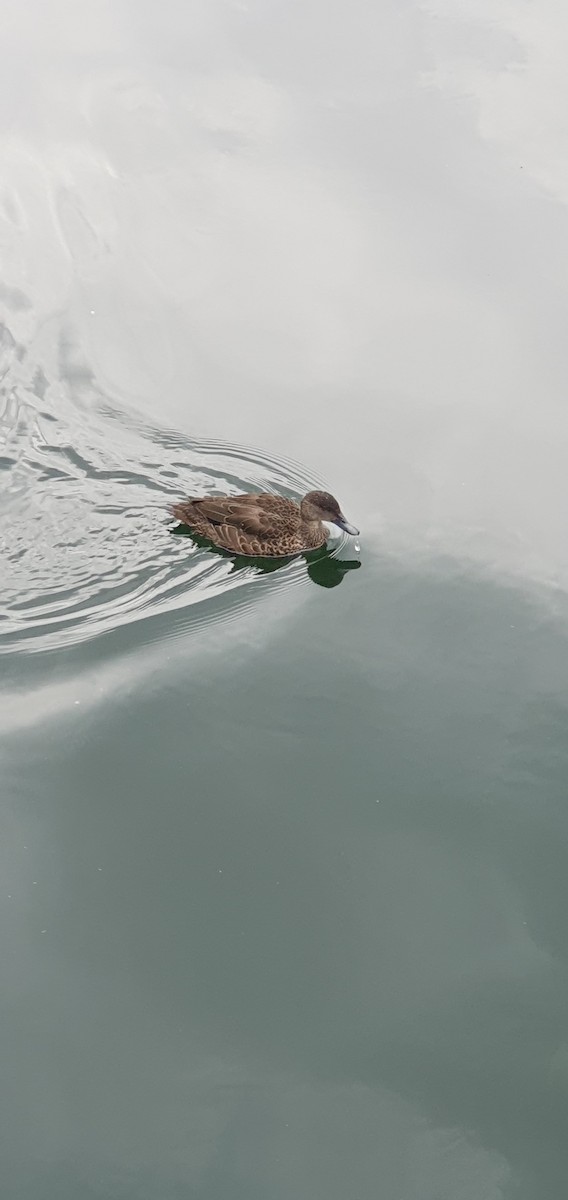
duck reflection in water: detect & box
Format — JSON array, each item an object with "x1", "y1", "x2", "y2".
[{"x1": 171, "y1": 525, "x2": 361, "y2": 588}]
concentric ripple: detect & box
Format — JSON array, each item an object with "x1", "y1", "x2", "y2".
[{"x1": 0, "y1": 362, "x2": 329, "y2": 657}]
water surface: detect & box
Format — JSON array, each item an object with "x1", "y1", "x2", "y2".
[{"x1": 2, "y1": 2, "x2": 568, "y2": 1198}]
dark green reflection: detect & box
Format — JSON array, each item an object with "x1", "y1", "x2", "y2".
[{"x1": 171, "y1": 524, "x2": 361, "y2": 588}]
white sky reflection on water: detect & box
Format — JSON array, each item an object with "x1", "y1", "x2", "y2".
[{"x1": 0, "y1": 1, "x2": 567, "y2": 593}]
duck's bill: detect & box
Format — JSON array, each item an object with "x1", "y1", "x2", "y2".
[{"x1": 336, "y1": 515, "x2": 360, "y2": 536}]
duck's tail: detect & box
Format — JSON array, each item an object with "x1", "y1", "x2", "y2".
[{"x1": 168, "y1": 501, "x2": 192, "y2": 523}]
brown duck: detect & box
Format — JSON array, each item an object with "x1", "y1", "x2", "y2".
[{"x1": 169, "y1": 490, "x2": 359, "y2": 558}]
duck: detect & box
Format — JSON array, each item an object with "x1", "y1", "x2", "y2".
[{"x1": 169, "y1": 490, "x2": 359, "y2": 558}]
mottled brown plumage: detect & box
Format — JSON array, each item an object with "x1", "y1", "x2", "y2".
[{"x1": 169, "y1": 489, "x2": 359, "y2": 558}]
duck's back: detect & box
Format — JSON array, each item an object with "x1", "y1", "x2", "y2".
[{"x1": 170, "y1": 493, "x2": 325, "y2": 557}]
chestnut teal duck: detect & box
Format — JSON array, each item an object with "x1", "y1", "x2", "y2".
[{"x1": 169, "y1": 490, "x2": 359, "y2": 558}]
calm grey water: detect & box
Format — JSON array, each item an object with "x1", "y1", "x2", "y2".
[{"x1": 2, "y1": 2, "x2": 568, "y2": 1198}]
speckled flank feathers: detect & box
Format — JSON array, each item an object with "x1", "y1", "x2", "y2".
[{"x1": 169, "y1": 490, "x2": 358, "y2": 558}]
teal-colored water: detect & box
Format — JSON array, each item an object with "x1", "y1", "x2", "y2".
[{"x1": 2, "y1": 3, "x2": 568, "y2": 1198}]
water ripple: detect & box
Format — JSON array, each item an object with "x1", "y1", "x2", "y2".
[{"x1": 0, "y1": 371, "x2": 328, "y2": 657}]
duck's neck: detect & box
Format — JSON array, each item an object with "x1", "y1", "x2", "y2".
[{"x1": 300, "y1": 500, "x2": 322, "y2": 524}]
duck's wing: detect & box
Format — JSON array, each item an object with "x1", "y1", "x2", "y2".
[{"x1": 189, "y1": 494, "x2": 292, "y2": 537}]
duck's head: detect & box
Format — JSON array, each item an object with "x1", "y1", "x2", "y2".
[{"x1": 301, "y1": 490, "x2": 359, "y2": 536}]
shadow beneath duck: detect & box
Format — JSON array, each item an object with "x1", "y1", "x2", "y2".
[{"x1": 171, "y1": 524, "x2": 361, "y2": 589}]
